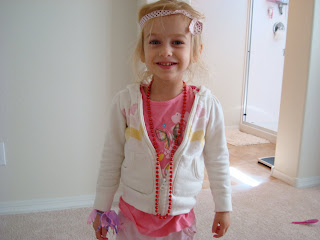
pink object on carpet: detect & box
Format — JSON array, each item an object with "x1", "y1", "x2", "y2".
[{"x1": 291, "y1": 219, "x2": 319, "y2": 224}]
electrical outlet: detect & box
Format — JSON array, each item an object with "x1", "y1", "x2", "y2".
[{"x1": 0, "y1": 142, "x2": 6, "y2": 166}]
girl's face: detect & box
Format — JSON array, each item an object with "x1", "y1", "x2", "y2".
[{"x1": 142, "y1": 15, "x2": 192, "y2": 83}]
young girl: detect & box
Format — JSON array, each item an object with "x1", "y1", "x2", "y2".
[{"x1": 88, "y1": 0, "x2": 232, "y2": 239}]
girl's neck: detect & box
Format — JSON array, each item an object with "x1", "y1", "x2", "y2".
[{"x1": 149, "y1": 79, "x2": 185, "y2": 101}]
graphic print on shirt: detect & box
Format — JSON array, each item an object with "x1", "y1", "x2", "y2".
[
  {"x1": 171, "y1": 111, "x2": 189, "y2": 144},
  {"x1": 155, "y1": 129, "x2": 170, "y2": 149},
  {"x1": 172, "y1": 123, "x2": 181, "y2": 142},
  {"x1": 155, "y1": 111, "x2": 190, "y2": 177}
]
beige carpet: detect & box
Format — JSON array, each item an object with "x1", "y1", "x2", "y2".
[
  {"x1": 1, "y1": 179, "x2": 319, "y2": 240},
  {"x1": 226, "y1": 129, "x2": 270, "y2": 146}
]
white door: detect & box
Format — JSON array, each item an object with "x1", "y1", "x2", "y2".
[{"x1": 244, "y1": 0, "x2": 289, "y2": 132}]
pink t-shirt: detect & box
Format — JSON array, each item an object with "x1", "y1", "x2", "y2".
[{"x1": 119, "y1": 84, "x2": 199, "y2": 237}]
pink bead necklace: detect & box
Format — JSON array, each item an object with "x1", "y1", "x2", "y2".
[{"x1": 146, "y1": 80, "x2": 187, "y2": 219}]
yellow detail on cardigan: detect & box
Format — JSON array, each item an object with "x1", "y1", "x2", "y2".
[
  {"x1": 125, "y1": 124, "x2": 143, "y2": 141},
  {"x1": 189, "y1": 130, "x2": 205, "y2": 146}
]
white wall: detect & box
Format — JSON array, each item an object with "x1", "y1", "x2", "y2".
[
  {"x1": 191, "y1": 0, "x2": 249, "y2": 127},
  {"x1": 297, "y1": 0, "x2": 320, "y2": 179},
  {"x1": 0, "y1": 0, "x2": 137, "y2": 203},
  {"x1": 273, "y1": 0, "x2": 320, "y2": 187}
]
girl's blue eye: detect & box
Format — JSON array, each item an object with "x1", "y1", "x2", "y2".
[
  {"x1": 172, "y1": 41, "x2": 183, "y2": 45},
  {"x1": 150, "y1": 40, "x2": 160, "y2": 45}
]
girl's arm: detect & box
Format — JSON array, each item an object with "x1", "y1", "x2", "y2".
[
  {"x1": 203, "y1": 96, "x2": 232, "y2": 237},
  {"x1": 94, "y1": 91, "x2": 127, "y2": 212},
  {"x1": 203, "y1": 96, "x2": 232, "y2": 212}
]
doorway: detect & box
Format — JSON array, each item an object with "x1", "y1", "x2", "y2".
[{"x1": 242, "y1": 0, "x2": 289, "y2": 134}]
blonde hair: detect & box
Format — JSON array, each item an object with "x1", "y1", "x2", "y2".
[{"x1": 132, "y1": 0, "x2": 206, "y2": 84}]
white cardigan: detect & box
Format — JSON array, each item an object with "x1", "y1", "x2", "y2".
[{"x1": 93, "y1": 83, "x2": 232, "y2": 216}]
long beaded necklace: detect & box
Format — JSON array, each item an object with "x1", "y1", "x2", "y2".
[{"x1": 146, "y1": 80, "x2": 187, "y2": 219}]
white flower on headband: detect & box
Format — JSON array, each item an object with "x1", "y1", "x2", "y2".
[{"x1": 139, "y1": 10, "x2": 203, "y2": 35}]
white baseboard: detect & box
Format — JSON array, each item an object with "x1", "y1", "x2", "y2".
[
  {"x1": 0, "y1": 195, "x2": 95, "y2": 216},
  {"x1": 0, "y1": 190, "x2": 123, "y2": 216},
  {"x1": 295, "y1": 176, "x2": 320, "y2": 188},
  {"x1": 271, "y1": 169, "x2": 295, "y2": 186},
  {"x1": 240, "y1": 123, "x2": 277, "y2": 144},
  {"x1": 272, "y1": 169, "x2": 320, "y2": 188},
  {"x1": 1, "y1": 186, "x2": 123, "y2": 216}
]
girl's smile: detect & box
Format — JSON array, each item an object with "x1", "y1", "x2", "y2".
[{"x1": 156, "y1": 61, "x2": 178, "y2": 69}]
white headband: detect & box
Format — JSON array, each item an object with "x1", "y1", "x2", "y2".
[{"x1": 139, "y1": 10, "x2": 203, "y2": 35}]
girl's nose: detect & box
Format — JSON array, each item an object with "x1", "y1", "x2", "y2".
[{"x1": 159, "y1": 44, "x2": 173, "y2": 57}]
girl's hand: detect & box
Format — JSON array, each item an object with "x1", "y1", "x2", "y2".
[
  {"x1": 93, "y1": 213, "x2": 108, "y2": 240},
  {"x1": 212, "y1": 212, "x2": 230, "y2": 238}
]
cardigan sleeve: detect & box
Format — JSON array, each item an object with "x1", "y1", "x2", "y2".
[
  {"x1": 93, "y1": 91, "x2": 127, "y2": 211},
  {"x1": 203, "y1": 96, "x2": 232, "y2": 212}
]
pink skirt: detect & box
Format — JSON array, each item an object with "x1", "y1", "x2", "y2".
[{"x1": 116, "y1": 211, "x2": 197, "y2": 240}]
